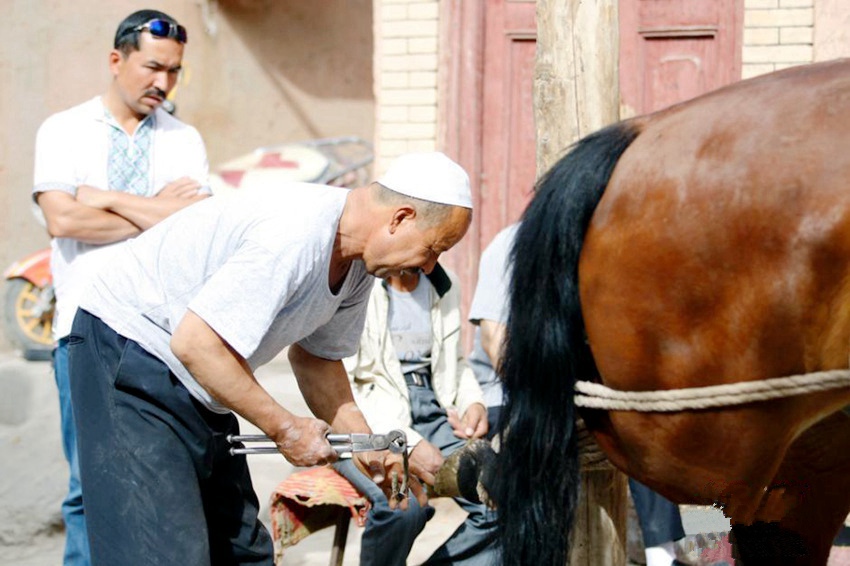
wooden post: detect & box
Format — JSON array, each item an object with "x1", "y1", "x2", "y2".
[
  {"x1": 534, "y1": 1, "x2": 628, "y2": 564},
  {"x1": 535, "y1": 0, "x2": 620, "y2": 169}
]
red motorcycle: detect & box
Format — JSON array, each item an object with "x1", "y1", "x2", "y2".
[
  {"x1": 3, "y1": 137, "x2": 373, "y2": 359},
  {"x1": 3, "y1": 247, "x2": 54, "y2": 359}
]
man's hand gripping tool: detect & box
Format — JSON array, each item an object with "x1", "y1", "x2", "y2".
[{"x1": 227, "y1": 429, "x2": 410, "y2": 500}]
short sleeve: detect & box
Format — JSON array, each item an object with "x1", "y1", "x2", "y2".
[
  {"x1": 469, "y1": 229, "x2": 515, "y2": 325},
  {"x1": 181, "y1": 126, "x2": 212, "y2": 194},
  {"x1": 298, "y1": 269, "x2": 374, "y2": 360},
  {"x1": 32, "y1": 117, "x2": 78, "y2": 200},
  {"x1": 154, "y1": 114, "x2": 212, "y2": 196}
]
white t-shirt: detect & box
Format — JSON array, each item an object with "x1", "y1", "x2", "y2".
[
  {"x1": 387, "y1": 275, "x2": 432, "y2": 375},
  {"x1": 79, "y1": 183, "x2": 374, "y2": 413},
  {"x1": 467, "y1": 223, "x2": 519, "y2": 407},
  {"x1": 32, "y1": 96, "x2": 210, "y2": 339}
]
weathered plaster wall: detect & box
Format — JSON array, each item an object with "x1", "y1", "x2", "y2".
[{"x1": 814, "y1": 0, "x2": 850, "y2": 61}]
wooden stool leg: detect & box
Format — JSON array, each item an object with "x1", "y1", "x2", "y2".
[{"x1": 329, "y1": 508, "x2": 351, "y2": 566}]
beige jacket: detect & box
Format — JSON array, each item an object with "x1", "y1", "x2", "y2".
[{"x1": 343, "y1": 266, "x2": 484, "y2": 448}]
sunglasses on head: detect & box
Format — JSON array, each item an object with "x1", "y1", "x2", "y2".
[{"x1": 133, "y1": 19, "x2": 188, "y2": 44}]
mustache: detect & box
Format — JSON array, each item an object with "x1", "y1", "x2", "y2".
[{"x1": 144, "y1": 88, "x2": 167, "y2": 100}]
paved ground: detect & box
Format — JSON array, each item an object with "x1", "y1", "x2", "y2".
[{"x1": 1, "y1": 348, "x2": 846, "y2": 565}]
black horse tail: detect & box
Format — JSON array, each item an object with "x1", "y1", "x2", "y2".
[{"x1": 492, "y1": 120, "x2": 643, "y2": 566}]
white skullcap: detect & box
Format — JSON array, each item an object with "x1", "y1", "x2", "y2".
[{"x1": 378, "y1": 152, "x2": 472, "y2": 209}]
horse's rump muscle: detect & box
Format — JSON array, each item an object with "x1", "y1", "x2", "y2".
[{"x1": 497, "y1": 59, "x2": 850, "y2": 565}]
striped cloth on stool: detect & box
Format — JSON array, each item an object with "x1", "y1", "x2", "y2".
[{"x1": 269, "y1": 466, "x2": 368, "y2": 565}]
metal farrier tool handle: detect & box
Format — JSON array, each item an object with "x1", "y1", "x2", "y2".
[
  {"x1": 227, "y1": 429, "x2": 410, "y2": 500},
  {"x1": 227, "y1": 429, "x2": 407, "y2": 456}
]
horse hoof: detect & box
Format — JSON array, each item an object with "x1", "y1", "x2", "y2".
[{"x1": 432, "y1": 439, "x2": 497, "y2": 507}]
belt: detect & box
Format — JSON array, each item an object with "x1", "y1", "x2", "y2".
[{"x1": 403, "y1": 370, "x2": 431, "y2": 387}]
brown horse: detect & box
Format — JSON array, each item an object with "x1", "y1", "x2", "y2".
[{"x1": 492, "y1": 59, "x2": 850, "y2": 565}]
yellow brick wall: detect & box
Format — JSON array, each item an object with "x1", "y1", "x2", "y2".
[
  {"x1": 373, "y1": 0, "x2": 441, "y2": 175},
  {"x1": 743, "y1": 0, "x2": 814, "y2": 78}
]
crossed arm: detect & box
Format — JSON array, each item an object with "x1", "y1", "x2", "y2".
[{"x1": 36, "y1": 177, "x2": 207, "y2": 245}]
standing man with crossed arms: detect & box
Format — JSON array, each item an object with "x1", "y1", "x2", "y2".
[{"x1": 33, "y1": 10, "x2": 209, "y2": 565}]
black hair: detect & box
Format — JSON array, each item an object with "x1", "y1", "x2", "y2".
[{"x1": 113, "y1": 9, "x2": 180, "y2": 54}]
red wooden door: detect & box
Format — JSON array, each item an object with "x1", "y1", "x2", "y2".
[
  {"x1": 479, "y1": 0, "x2": 537, "y2": 250},
  {"x1": 441, "y1": 0, "x2": 537, "y2": 350},
  {"x1": 619, "y1": 0, "x2": 743, "y2": 116}
]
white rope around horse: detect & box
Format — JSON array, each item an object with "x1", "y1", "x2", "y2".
[{"x1": 574, "y1": 368, "x2": 850, "y2": 412}]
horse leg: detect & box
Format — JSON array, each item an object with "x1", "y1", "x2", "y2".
[
  {"x1": 731, "y1": 412, "x2": 850, "y2": 565},
  {"x1": 730, "y1": 522, "x2": 810, "y2": 565}
]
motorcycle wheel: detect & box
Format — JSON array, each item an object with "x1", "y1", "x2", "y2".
[{"x1": 3, "y1": 278, "x2": 54, "y2": 353}]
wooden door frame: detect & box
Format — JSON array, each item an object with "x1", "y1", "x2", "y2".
[
  {"x1": 438, "y1": 0, "x2": 487, "y2": 298},
  {"x1": 438, "y1": 0, "x2": 537, "y2": 332}
]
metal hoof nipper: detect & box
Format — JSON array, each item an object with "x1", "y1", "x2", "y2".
[
  {"x1": 325, "y1": 430, "x2": 407, "y2": 456},
  {"x1": 227, "y1": 429, "x2": 410, "y2": 500},
  {"x1": 226, "y1": 429, "x2": 407, "y2": 456}
]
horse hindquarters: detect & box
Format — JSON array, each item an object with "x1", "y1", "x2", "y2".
[{"x1": 577, "y1": 60, "x2": 850, "y2": 565}]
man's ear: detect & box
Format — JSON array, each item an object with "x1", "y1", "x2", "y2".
[
  {"x1": 108, "y1": 50, "x2": 124, "y2": 76},
  {"x1": 388, "y1": 206, "x2": 416, "y2": 234}
]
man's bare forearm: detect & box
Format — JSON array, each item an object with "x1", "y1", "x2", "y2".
[
  {"x1": 37, "y1": 190, "x2": 141, "y2": 244},
  {"x1": 172, "y1": 311, "x2": 297, "y2": 437},
  {"x1": 480, "y1": 318, "x2": 506, "y2": 368},
  {"x1": 288, "y1": 344, "x2": 372, "y2": 433},
  {"x1": 88, "y1": 189, "x2": 208, "y2": 230},
  {"x1": 171, "y1": 311, "x2": 340, "y2": 467}
]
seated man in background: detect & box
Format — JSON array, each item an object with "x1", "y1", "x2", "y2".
[
  {"x1": 467, "y1": 223, "x2": 518, "y2": 436},
  {"x1": 335, "y1": 264, "x2": 499, "y2": 566}
]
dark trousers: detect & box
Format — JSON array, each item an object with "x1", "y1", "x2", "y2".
[
  {"x1": 68, "y1": 310, "x2": 273, "y2": 566},
  {"x1": 334, "y1": 379, "x2": 499, "y2": 566},
  {"x1": 408, "y1": 382, "x2": 500, "y2": 565},
  {"x1": 629, "y1": 478, "x2": 686, "y2": 548}
]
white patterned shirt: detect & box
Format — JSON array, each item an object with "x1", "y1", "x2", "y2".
[
  {"x1": 32, "y1": 96, "x2": 210, "y2": 339},
  {"x1": 106, "y1": 107, "x2": 154, "y2": 196}
]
